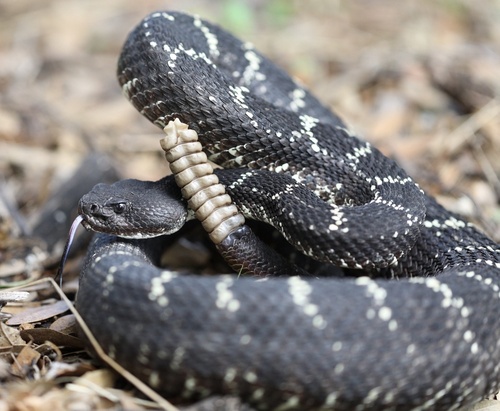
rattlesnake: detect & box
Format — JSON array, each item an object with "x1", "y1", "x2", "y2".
[{"x1": 76, "y1": 11, "x2": 500, "y2": 411}]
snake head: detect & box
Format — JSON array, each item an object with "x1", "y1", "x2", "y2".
[{"x1": 78, "y1": 177, "x2": 188, "y2": 239}]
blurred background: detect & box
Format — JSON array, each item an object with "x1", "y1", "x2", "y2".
[{"x1": 0, "y1": 0, "x2": 499, "y2": 408}]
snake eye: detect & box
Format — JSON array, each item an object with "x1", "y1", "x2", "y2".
[{"x1": 112, "y1": 202, "x2": 127, "y2": 214}]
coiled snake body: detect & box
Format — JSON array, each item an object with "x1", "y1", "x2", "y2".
[{"x1": 76, "y1": 11, "x2": 500, "y2": 410}]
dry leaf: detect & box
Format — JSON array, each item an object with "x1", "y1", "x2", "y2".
[
  {"x1": 6, "y1": 301, "x2": 70, "y2": 326},
  {"x1": 20, "y1": 328, "x2": 84, "y2": 349},
  {"x1": 50, "y1": 314, "x2": 77, "y2": 334},
  {"x1": 10, "y1": 345, "x2": 41, "y2": 378}
]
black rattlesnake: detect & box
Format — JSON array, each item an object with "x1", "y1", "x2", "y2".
[{"x1": 76, "y1": 11, "x2": 500, "y2": 410}]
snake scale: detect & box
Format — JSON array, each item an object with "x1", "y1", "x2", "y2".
[{"x1": 76, "y1": 11, "x2": 500, "y2": 410}]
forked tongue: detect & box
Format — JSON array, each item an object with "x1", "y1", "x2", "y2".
[{"x1": 55, "y1": 215, "x2": 84, "y2": 287}]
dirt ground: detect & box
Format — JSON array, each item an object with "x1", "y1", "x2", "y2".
[{"x1": 0, "y1": 0, "x2": 499, "y2": 410}]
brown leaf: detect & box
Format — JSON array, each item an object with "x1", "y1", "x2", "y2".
[
  {"x1": 6, "y1": 300, "x2": 69, "y2": 326},
  {"x1": 50, "y1": 314, "x2": 77, "y2": 335},
  {"x1": 20, "y1": 328, "x2": 85, "y2": 349},
  {"x1": 10, "y1": 345, "x2": 40, "y2": 378},
  {"x1": 0, "y1": 321, "x2": 25, "y2": 346}
]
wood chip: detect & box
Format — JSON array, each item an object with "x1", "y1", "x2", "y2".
[{"x1": 0, "y1": 291, "x2": 30, "y2": 304}]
